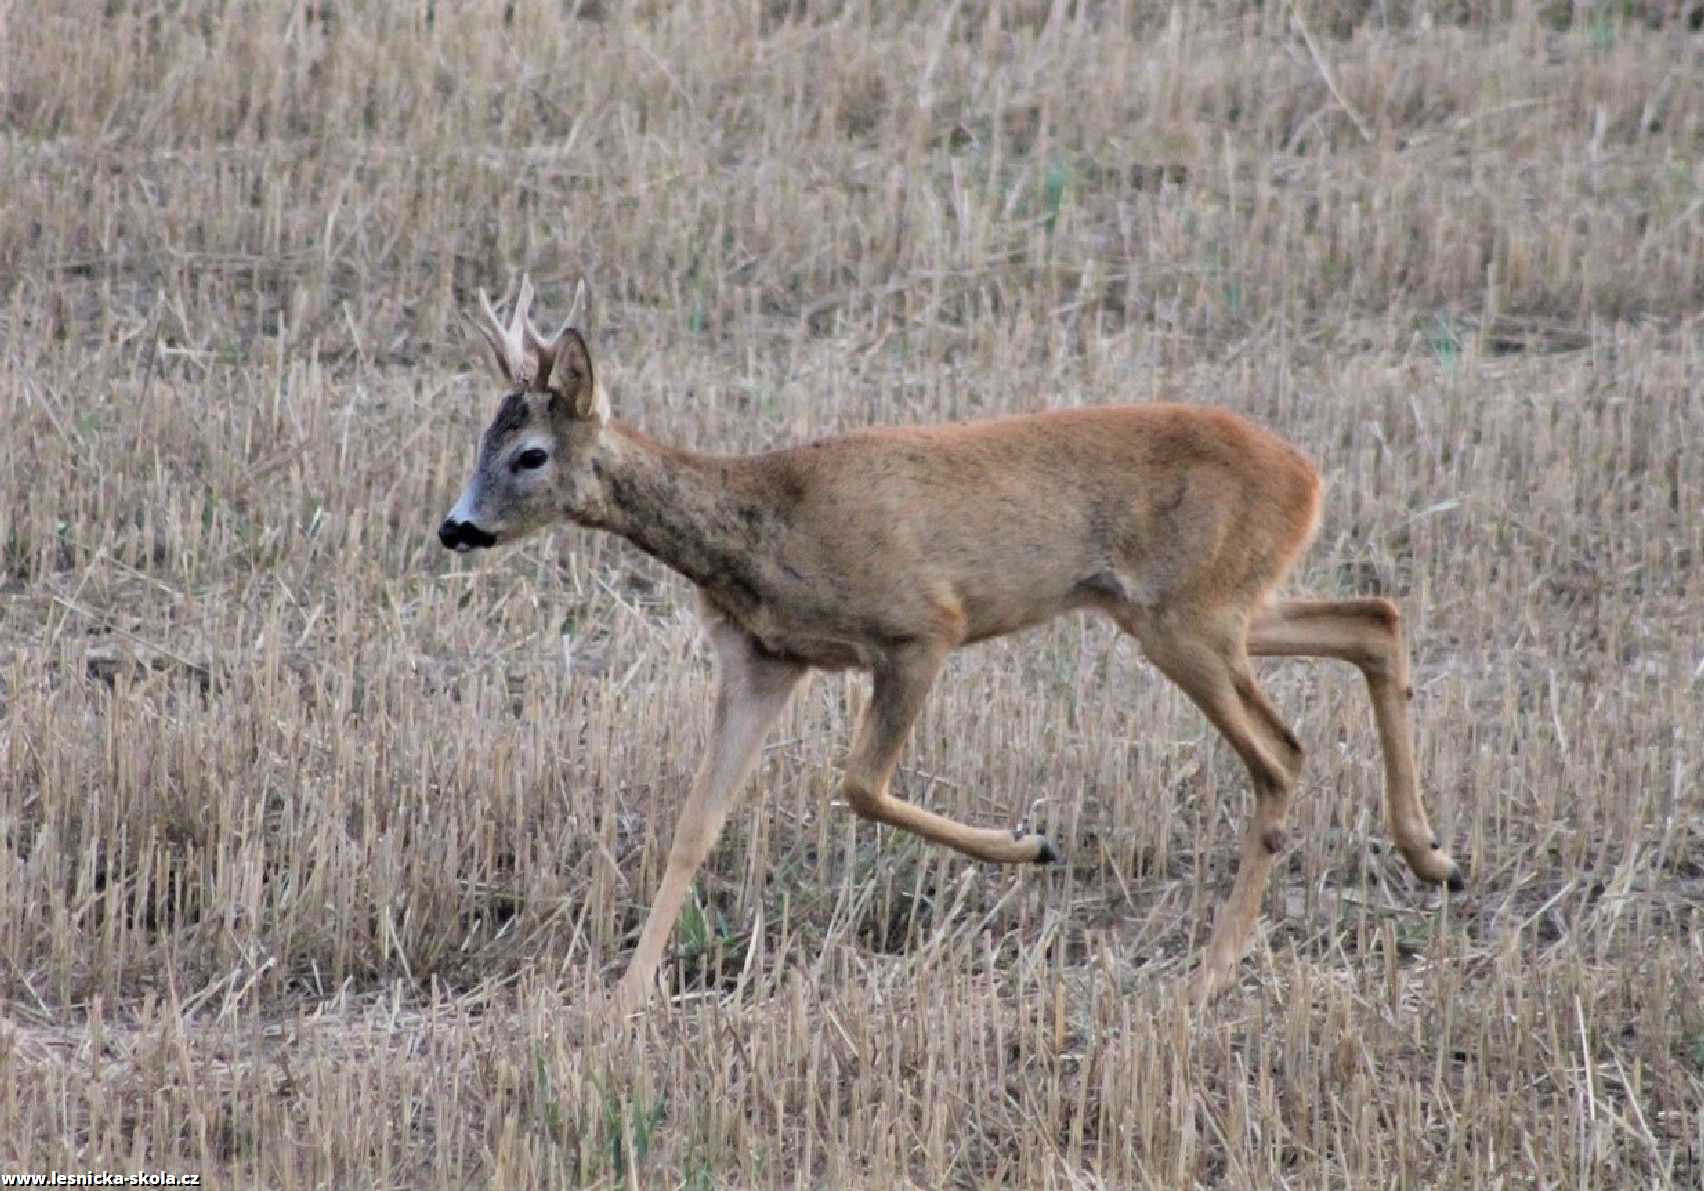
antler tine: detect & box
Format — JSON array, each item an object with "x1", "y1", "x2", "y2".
[
  {"x1": 477, "y1": 286, "x2": 506, "y2": 341},
  {"x1": 520, "y1": 277, "x2": 583, "y2": 352},
  {"x1": 560, "y1": 279, "x2": 587, "y2": 339},
  {"x1": 509, "y1": 275, "x2": 537, "y2": 343},
  {"x1": 473, "y1": 279, "x2": 534, "y2": 383},
  {"x1": 470, "y1": 285, "x2": 516, "y2": 382}
]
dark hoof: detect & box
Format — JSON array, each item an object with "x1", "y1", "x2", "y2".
[
  {"x1": 1445, "y1": 866, "x2": 1466, "y2": 893},
  {"x1": 1012, "y1": 824, "x2": 1059, "y2": 864}
]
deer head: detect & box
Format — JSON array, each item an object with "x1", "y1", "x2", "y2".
[{"x1": 439, "y1": 277, "x2": 611, "y2": 552}]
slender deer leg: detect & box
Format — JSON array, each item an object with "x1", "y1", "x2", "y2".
[
  {"x1": 1126, "y1": 615, "x2": 1305, "y2": 1003},
  {"x1": 613, "y1": 618, "x2": 806, "y2": 1011},
  {"x1": 840, "y1": 643, "x2": 1054, "y2": 864},
  {"x1": 1248, "y1": 598, "x2": 1462, "y2": 889}
]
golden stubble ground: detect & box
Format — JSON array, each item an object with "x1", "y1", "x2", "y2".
[{"x1": 2, "y1": 2, "x2": 1701, "y2": 1186}]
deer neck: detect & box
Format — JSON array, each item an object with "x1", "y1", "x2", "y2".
[{"x1": 587, "y1": 424, "x2": 783, "y2": 608}]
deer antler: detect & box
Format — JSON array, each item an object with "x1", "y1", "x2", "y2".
[
  {"x1": 475, "y1": 275, "x2": 539, "y2": 388},
  {"x1": 473, "y1": 275, "x2": 589, "y2": 392},
  {"x1": 521, "y1": 279, "x2": 579, "y2": 363}
]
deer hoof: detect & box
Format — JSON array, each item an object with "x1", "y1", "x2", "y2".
[{"x1": 1011, "y1": 823, "x2": 1059, "y2": 864}]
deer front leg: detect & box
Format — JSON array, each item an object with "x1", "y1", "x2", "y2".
[
  {"x1": 840, "y1": 643, "x2": 1055, "y2": 864},
  {"x1": 613, "y1": 619, "x2": 805, "y2": 1013}
]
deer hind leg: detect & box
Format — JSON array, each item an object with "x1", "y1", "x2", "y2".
[
  {"x1": 1248, "y1": 598, "x2": 1462, "y2": 890},
  {"x1": 1121, "y1": 611, "x2": 1306, "y2": 1003},
  {"x1": 614, "y1": 617, "x2": 806, "y2": 1012},
  {"x1": 840, "y1": 642, "x2": 1054, "y2": 865}
]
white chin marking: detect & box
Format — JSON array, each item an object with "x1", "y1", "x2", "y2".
[{"x1": 455, "y1": 542, "x2": 473, "y2": 553}]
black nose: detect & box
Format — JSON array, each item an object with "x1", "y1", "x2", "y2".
[{"x1": 438, "y1": 518, "x2": 496, "y2": 551}]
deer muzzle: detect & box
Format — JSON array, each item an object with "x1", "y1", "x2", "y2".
[{"x1": 438, "y1": 517, "x2": 497, "y2": 552}]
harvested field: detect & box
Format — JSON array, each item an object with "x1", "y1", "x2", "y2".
[{"x1": 2, "y1": 1, "x2": 1701, "y2": 1185}]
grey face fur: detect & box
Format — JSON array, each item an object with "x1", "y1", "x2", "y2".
[{"x1": 438, "y1": 280, "x2": 609, "y2": 553}]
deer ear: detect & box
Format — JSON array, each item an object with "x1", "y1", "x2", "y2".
[{"x1": 552, "y1": 329, "x2": 608, "y2": 423}]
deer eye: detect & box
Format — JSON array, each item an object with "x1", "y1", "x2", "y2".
[{"x1": 512, "y1": 448, "x2": 549, "y2": 473}]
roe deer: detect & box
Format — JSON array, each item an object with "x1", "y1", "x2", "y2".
[{"x1": 438, "y1": 278, "x2": 1463, "y2": 1011}]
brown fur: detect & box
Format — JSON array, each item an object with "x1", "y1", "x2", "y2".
[
  {"x1": 440, "y1": 281, "x2": 1463, "y2": 1013},
  {"x1": 588, "y1": 408, "x2": 1320, "y2": 671}
]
